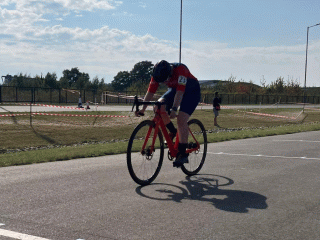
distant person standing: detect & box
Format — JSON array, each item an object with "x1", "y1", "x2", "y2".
[{"x1": 213, "y1": 92, "x2": 221, "y2": 127}]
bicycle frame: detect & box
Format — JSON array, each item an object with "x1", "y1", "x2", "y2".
[{"x1": 139, "y1": 104, "x2": 200, "y2": 159}]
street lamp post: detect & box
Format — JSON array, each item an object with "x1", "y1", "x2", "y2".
[
  {"x1": 179, "y1": 0, "x2": 183, "y2": 63},
  {"x1": 303, "y1": 22, "x2": 320, "y2": 112},
  {"x1": 179, "y1": 0, "x2": 182, "y2": 63}
]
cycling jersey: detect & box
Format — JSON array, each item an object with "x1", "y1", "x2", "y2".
[{"x1": 147, "y1": 63, "x2": 198, "y2": 93}]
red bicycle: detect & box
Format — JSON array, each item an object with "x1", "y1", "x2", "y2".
[{"x1": 127, "y1": 96, "x2": 207, "y2": 186}]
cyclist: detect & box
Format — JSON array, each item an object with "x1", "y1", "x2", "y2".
[{"x1": 135, "y1": 60, "x2": 201, "y2": 167}]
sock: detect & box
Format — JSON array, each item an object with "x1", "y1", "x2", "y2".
[
  {"x1": 178, "y1": 143, "x2": 188, "y2": 156},
  {"x1": 166, "y1": 122, "x2": 177, "y2": 134}
]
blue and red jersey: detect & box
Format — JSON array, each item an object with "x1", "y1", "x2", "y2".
[{"x1": 147, "y1": 63, "x2": 198, "y2": 94}]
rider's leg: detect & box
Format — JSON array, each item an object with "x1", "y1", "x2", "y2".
[
  {"x1": 158, "y1": 98, "x2": 177, "y2": 135},
  {"x1": 177, "y1": 111, "x2": 190, "y2": 144},
  {"x1": 173, "y1": 78, "x2": 200, "y2": 167},
  {"x1": 176, "y1": 111, "x2": 190, "y2": 158}
]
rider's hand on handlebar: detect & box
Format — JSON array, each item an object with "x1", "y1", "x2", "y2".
[{"x1": 135, "y1": 110, "x2": 145, "y2": 117}]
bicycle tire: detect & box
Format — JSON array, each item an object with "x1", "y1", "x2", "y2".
[
  {"x1": 127, "y1": 120, "x2": 164, "y2": 186},
  {"x1": 181, "y1": 119, "x2": 207, "y2": 176}
]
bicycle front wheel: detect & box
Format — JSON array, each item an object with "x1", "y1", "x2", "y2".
[
  {"x1": 127, "y1": 120, "x2": 164, "y2": 186},
  {"x1": 181, "y1": 119, "x2": 207, "y2": 175}
]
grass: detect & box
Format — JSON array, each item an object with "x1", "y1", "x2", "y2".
[{"x1": 1, "y1": 106, "x2": 320, "y2": 167}]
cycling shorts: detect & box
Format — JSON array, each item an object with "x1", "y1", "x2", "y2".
[{"x1": 160, "y1": 78, "x2": 201, "y2": 116}]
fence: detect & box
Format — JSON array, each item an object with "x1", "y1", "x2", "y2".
[
  {"x1": 0, "y1": 86, "x2": 101, "y2": 104},
  {"x1": 202, "y1": 93, "x2": 320, "y2": 105},
  {"x1": 0, "y1": 86, "x2": 319, "y2": 105}
]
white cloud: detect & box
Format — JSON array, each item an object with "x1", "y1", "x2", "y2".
[
  {"x1": 0, "y1": 1, "x2": 319, "y2": 87},
  {"x1": 53, "y1": 0, "x2": 121, "y2": 11},
  {"x1": 138, "y1": 2, "x2": 147, "y2": 9},
  {"x1": 1, "y1": 0, "x2": 122, "y2": 11}
]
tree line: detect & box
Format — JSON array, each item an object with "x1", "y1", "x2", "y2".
[
  {"x1": 2, "y1": 67, "x2": 109, "y2": 92},
  {"x1": 202, "y1": 75, "x2": 305, "y2": 96},
  {"x1": 2, "y1": 60, "x2": 312, "y2": 95}
]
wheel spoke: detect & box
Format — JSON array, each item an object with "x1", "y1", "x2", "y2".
[
  {"x1": 127, "y1": 120, "x2": 164, "y2": 185},
  {"x1": 181, "y1": 119, "x2": 207, "y2": 175}
]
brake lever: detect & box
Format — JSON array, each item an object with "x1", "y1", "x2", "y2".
[
  {"x1": 132, "y1": 96, "x2": 145, "y2": 116},
  {"x1": 132, "y1": 95, "x2": 139, "y2": 112}
]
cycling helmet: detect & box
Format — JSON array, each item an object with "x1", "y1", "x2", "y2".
[{"x1": 152, "y1": 60, "x2": 171, "y2": 83}]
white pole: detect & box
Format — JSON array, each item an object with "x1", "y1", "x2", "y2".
[{"x1": 179, "y1": 0, "x2": 183, "y2": 63}]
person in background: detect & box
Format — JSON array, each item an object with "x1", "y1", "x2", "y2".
[
  {"x1": 213, "y1": 91, "x2": 221, "y2": 127},
  {"x1": 135, "y1": 60, "x2": 201, "y2": 168}
]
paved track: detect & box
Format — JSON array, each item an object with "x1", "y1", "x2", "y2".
[
  {"x1": 0, "y1": 131, "x2": 319, "y2": 239},
  {"x1": 1, "y1": 103, "x2": 319, "y2": 113}
]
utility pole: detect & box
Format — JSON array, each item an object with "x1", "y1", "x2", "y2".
[{"x1": 303, "y1": 22, "x2": 320, "y2": 112}]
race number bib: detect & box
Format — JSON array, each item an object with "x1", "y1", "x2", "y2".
[{"x1": 178, "y1": 76, "x2": 187, "y2": 85}]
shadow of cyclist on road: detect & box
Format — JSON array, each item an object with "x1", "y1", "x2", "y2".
[{"x1": 136, "y1": 174, "x2": 268, "y2": 213}]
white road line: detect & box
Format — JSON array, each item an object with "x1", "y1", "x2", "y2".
[
  {"x1": 273, "y1": 140, "x2": 320, "y2": 143},
  {"x1": 0, "y1": 228, "x2": 51, "y2": 240},
  {"x1": 207, "y1": 152, "x2": 320, "y2": 161}
]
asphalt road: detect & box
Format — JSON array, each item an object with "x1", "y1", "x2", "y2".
[{"x1": 0, "y1": 131, "x2": 319, "y2": 239}]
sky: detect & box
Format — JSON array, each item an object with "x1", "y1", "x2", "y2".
[{"x1": 0, "y1": 0, "x2": 319, "y2": 87}]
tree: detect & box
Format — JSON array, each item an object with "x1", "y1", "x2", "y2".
[
  {"x1": 286, "y1": 77, "x2": 302, "y2": 95},
  {"x1": 111, "y1": 71, "x2": 131, "y2": 92},
  {"x1": 111, "y1": 61, "x2": 154, "y2": 92},
  {"x1": 91, "y1": 76, "x2": 99, "y2": 92},
  {"x1": 266, "y1": 77, "x2": 285, "y2": 94},
  {"x1": 59, "y1": 67, "x2": 90, "y2": 89},
  {"x1": 7, "y1": 73, "x2": 29, "y2": 87},
  {"x1": 59, "y1": 77, "x2": 69, "y2": 89},
  {"x1": 44, "y1": 73, "x2": 58, "y2": 88},
  {"x1": 72, "y1": 74, "x2": 90, "y2": 89},
  {"x1": 129, "y1": 61, "x2": 153, "y2": 90},
  {"x1": 223, "y1": 75, "x2": 237, "y2": 93},
  {"x1": 99, "y1": 78, "x2": 106, "y2": 90}
]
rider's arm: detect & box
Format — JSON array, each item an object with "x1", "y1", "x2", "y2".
[
  {"x1": 169, "y1": 90, "x2": 184, "y2": 119},
  {"x1": 172, "y1": 90, "x2": 184, "y2": 110},
  {"x1": 141, "y1": 91, "x2": 154, "y2": 112},
  {"x1": 172, "y1": 74, "x2": 187, "y2": 111}
]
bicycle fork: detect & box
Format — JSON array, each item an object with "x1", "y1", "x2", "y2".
[{"x1": 140, "y1": 123, "x2": 157, "y2": 159}]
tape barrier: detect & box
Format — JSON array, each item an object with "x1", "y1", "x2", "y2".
[
  {"x1": 0, "y1": 102, "x2": 129, "y2": 118},
  {"x1": 0, "y1": 113, "x2": 128, "y2": 118},
  {"x1": 0, "y1": 113, "x2": 28, "y2": 117},
  {"x1": 245, "y1": 111, "x2": 297, "y2": 120},
  {"x1": 14, "y1": 103, "x2": 88, "y2": 110},
  {"x1": 32, "y1": 113, "x2": 129, "y2": 118}
]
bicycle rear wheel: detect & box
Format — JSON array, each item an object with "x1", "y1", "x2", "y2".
[
  {"x1": 181, "y1": 119, "x2": 207, "y2": 175},
  {"x1": 127, "y1": 120, "x2": 164, "y2": 186}
]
